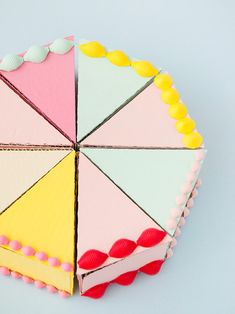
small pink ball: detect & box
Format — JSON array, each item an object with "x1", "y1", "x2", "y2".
[
  {"x1": 175, "y1": 227, "x2": 181, "y2": 237},
  {"x1": 47, "y1": 285, "x2": 58, "y2": 293},
  {"x1": 191, "y1": 161, "x2": 201, "y2": 173},
  {"x1": 166, "y1": 219, "x2": 177, "y2": 230},
  {"x1": 61, "y1": 263, "x2": 73, "y2": 272},
  {"x1": 196, "y1": 179, "x2": 202, "y2": 188},
  {"x1": 176, "y1": 194, "x2": 186, "y2": 206},
  {"x1": 35, "y1": 251, "x2": 48, "y2": 261},
  {"x1": 187, "y1": 198, "x2": 194, "y2": 208},
  {"x1": 22, "y1": 246, "x2": 35, "y2": 256},
  {"x1": 58, "y1": 290, "x2": 70, "y2": 298},
  {"x1": 171, "y1": 207, "x2": 182, "y2": 218},
  {"x1": 166, "y1": 248, "x2": 173, "y2": 259},
  {"x1": 35, "y1": 280, "x2": 46, "y2": 289},
  {"x1": 48, "y1": 257, "x2": 61, "y2": 267},
  {"x1": 183, "y1": 208, "x2": 190, "y2": 217},
  {"x1": 191, "y1": 189, "x2": 198, "y2": 199},
  {"x1": 9, "y1": 240, "x2": 22, "y2": 250},
  {"x1": 187, "y1": 172, "x2": 196, "y2": 183},
  {"x1": 22, "y1": 276, "x2": 33, "y2": 284},
  {"x1": 179, "y1": 217, "x2": 186, "y2": 227},
  {"x1": 0, "y1": 266, "x2": 10, "y2": 276},
  {"x1": 11, "y1": 271, "x2": 22, "y2": 279},
  {"x1": 0, "y1": 235, "x2": 9, "y2": 245},
  {"x1": 170, "y1": 238, "x2": 177, "y2": 248},
  {"x1": 181, "y1": 183, "x2": 192, "y2": 194}
]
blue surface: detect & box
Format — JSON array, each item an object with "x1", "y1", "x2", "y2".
[{"x1": 0, "y1": 0, "x2": 234, "y2": 313}]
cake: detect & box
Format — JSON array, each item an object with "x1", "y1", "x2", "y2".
[{"x1": 0, "y1": 37, "x2": 206, "y2": 299}]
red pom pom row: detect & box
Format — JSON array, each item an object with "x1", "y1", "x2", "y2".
[{"x1": 82, "y1": 259, "x2": 165, "y2": 298}]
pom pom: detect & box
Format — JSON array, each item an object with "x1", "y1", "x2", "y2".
[
  {"x1": 137, "y1": 228, "x2": 167, "y2": 247},
  {"x1": 78, "y1": 249, "x2": 108, "y2": 270},
  {"x1": 112, "y1": 270, "x2": 138, "y2": 285},
  {"x1": 109, "y1": 239, "x2": 137, "y2": 258},
  {"x1": 82, "y1": 283, "x2": 110, "y2": 299},
  {"x1": 139, "y1": 260, "x2": 164, "y2": 275}
]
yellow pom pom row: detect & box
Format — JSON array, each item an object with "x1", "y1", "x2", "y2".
[
  {"x1": 131, "y1": 61, "x2": 158, "y2": 77},
  {"x1": 183, "y1": 132, "x2": 203, "y2": 149},
  {"x1": 168, "y1": 103, "x2": 188, "y2": 119},
  {"x1": 79, "y1": 41, "x2": 107, "y2": 58},
  {"x1": 161, "y1": 88, "x2": 180, "y2": 105},
  {"x1": 106, "y1": 50, "x2": 131, "y2": 66},
  {"x1": 154, "y1": 73, "x2": 173, "y2": 90},
  {"x1": 176, "y1": 117, "x2": 196, "y2": 134}
]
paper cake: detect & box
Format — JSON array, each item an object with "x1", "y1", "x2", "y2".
[{"x1": 0, "y1": 37, "x2": 206, "y2": 299}]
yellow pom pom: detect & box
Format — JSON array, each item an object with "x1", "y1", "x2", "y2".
[
  {"x1": 131, "y1": 61, "x2": 158, "y2": 77},
  {"x1": 154, "y1": 73, "x2": 173, "y2": 90},
  {"x1": 161, "y1": 88, "x2": 180, "y2": 105},
  {"x1": 79, "y1": 41, "x2": 106, "y2": 58},
  {"x1": 176, "y1": 117, "x2": 196, "y2": 134},
  {"x1": 168, "y1": 103, "x2": 188, "y2": 120},
  {"x1": 183, "y1": 132, "x2": 203, "y2": 149},
  {"x1": 106, "y1": 50, "x2": 131, "y2": 66}
]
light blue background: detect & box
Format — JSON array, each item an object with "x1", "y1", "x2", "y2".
[{"x1": 0, "y1": 0, "x2": 234, "y2": 313}]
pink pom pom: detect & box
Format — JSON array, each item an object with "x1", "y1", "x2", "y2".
[
  {"x1": 58, "y1": 290, "x2": 70, "y2": 298},
  {"x1": 47, "y1": 285, "x2": 58, "y2": 293},
  {"x1": 187, "y1": 172, "x2": 196, "y2": 183},
  {"x1": 170, "y1": 238, "x2": 177, "y2": 248},
  {"x1": 166, "y1": 219, "x2": 177, "y2": 230},
  {"x1": 9, "y1": 240, "x2": 21, "y2": 250},
  {"x1": 195, "y1": 179, "x2": 202, "y2": 188},
  {"x1": 166, "y1": 248, "x2": 173, "y2": 259},
  {"x1": 11, "y1": 271, "x2": 22, "y2": 279},
  {"x1": 35, "y1": 280, "x2": 46, "y2": 289},
  {"x1": 171, "y1": 207, "x2": 182, "y2": 218},
  {"x1": 35, "y1": 251, "x2": 48, "y2": 261},
  {"x1": 22, "y1": 246, "x2": 35, "y2": 256},
  {"x1": 0, "y1": 235, "x2": 9, "y2": 245},
  {"x1": 181, "y1": 183, "x2": 192, "y2": 194},
  {"x1": 175, "y1": 227, "x2": 181, "y2": 237},
  {"x1": 191, "y1": 189, "x2": 198, "y2": 199},
  {"x1": 0, "y1": 266, "x2": 10, "y2": 276},
  {"x1": 176, "y1": 194, "x2": 186, "y2": 206},
  {"x1": 22, "y1": 276, "x2": 33, "y2": 284},
  {"x1": 183, "y1": 207, "x2": 190, "y2": 217},
  {"x1": 179, "y1": 217, "x2": 186, "y2": 227},
  {"x1": 48, "y1": 257, "x2": 61, "y2": 267},
  {"x1": 187, "y1": 198, "x2": 194, "y2": 208},
  {"x1": 61, "y1": 263, "x2": 73, "y2": 272}
]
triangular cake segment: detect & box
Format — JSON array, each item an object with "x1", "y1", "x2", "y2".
[
  {"x1": 0, "y1": 80, "x2": 71, "y2": 146},
  {"x1": 77, "y1": 48, "x2": 152, "y2": 142},
  {"x1": 0, "y1": 37, "x2": 76, "y2": 142},
  {"x1": 81, "y1": 148, "x2": 205, "y2": 236},
  {"x1": 77, "y1": 153, "x2": 170, "y2": 274},
  {"x1": 0, "y1": 149, "x2": 71, "y2": 213},
  {"x1": 0, "y1": 151, "x2": 76, "y2": 292},
  {"x1": 81, "y1": 83, "x2": 185, "y2": 148}
]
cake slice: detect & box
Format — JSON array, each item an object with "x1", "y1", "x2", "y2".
[
  {"x1": 0, "y1": 79, "x2": 71, "y2": 147},
  {"x1": 77, "y1": 152, "x2": 172, "y2": 298},
  {"x1": 80, "y1": 82, "x2": 201, "y2": 149},
  {"x1": 0, "y1": 151, "x2": 76, "y2": 296},
  {"x1": 0, "y1": 37, "x2": 76, "y2": 144},
  {"x1": 77, "y1": 41, "x2": 155, "y2": 142}
]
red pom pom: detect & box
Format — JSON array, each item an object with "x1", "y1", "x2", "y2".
[
  {"x1": 139, "y1": 260, "x2": 164, "y2": 275},
  {"x1": 112, "y1": 270, "x2": 138, "y2": 286},
  {"x1": 77, "y1": 250, "x2": 108, "y2": 270},
  {"x1": 82, "y1": 283, "x2": 109, "y2": 299},
  {"x1": 137, "y1": 228, "x2": 167, "y2": 247},
  {"x1": 109, "y1": 239, "x2": 137, "y2": 258}
]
